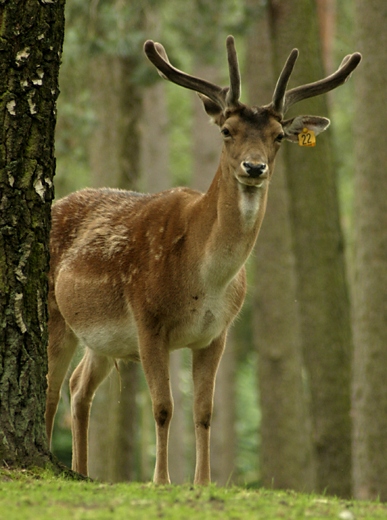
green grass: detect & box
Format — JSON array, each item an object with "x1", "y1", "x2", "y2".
[{"x1": 1, "y1": 469, "x2": 387, "y2": 520}]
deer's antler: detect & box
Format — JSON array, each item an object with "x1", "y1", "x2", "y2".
[
  {"x1": 224, "y1": 35, "x2": 241, "y2": 108},
  {"x1": 145, "y1": 36, "x2": 361, "y2": 118},
  {"x1": 144, "y1": 36, "x2": 241, "y2": 110},
  {"x1": 271, "y1": 50, "x2": 362, "y2": 116}
]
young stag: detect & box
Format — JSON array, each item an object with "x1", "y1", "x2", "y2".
[{"x1": 46, "y1": 36, "x2": 361, "y2": 484}]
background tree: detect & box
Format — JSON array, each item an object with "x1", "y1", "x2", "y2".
[
  {"x1": 352, "y1": 0, "x2": 387, "y2": 501},
  {"x1": 85, "y1": 1, "x2": 148, "y2": 482},
  {"x1": 188, "y1": 2, "x2": 238, "y2": 486},
  {"x1": 245, "y1": 1, "x2": 315, "y2": 492},
  {"x1": 0, "y1": 0, "x2": 65, "y2": 468},
  {"x1": 268, "y1": 0, "x2": 353, "y2": 497}
]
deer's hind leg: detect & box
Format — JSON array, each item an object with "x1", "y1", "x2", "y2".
[
  {"x1": 69, "y1": 348, "x2": 114, "y2": 476},
  {"x1": 46, "y1": 306, "x2": 79, "y2": 448}
]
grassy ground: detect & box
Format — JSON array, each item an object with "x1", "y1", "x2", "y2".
[{"x1": 1, "y1": 468, "x2": 387, "y2": 520}]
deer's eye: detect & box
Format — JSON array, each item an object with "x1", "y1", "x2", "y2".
[
  {"x1": 221, "y1": 127, "x2": 231, "y2": 138},
  {"x1": 275, "y1": 132, "x2": 285, "y2": 143}
]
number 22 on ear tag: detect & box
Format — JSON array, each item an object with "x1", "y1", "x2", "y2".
[{"x1": 298, "y1": 128, "x2": 316, "y2": 147}]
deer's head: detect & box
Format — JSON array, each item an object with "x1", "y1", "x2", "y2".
[{"x1": 144, "y1": 36, "x2": 361, "y2": 189}]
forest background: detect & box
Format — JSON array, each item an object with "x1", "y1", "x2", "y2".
[{"x1": 47, "y1": 0, "x2": 387, "y2": 501}]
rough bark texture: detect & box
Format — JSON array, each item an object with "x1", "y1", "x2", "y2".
[
  {"x1": 0, "y1": 0, "x2": 65, "y2": 467},
  {"x1": 246, "y1": 4, "x2": 315, "y2": 492},
  {"x1": 352, "y1": 0, "x2": 387, "y2": 501},
  {"x1": 269, "y1": 0, "x2": 353, "y2": 497}
]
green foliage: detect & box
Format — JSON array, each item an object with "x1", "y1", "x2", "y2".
[
  {"x1": 164, "y1": 0, "x2": 248, "y2": 61},
  {"x1": 1, "y1": 469, "x2": 387, "y2": 520}
]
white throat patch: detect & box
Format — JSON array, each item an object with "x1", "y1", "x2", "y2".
[{"x1": 237, "y1": 182, "x2": 265, "y2": 226}]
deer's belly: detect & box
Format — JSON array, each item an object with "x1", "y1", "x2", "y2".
[
  {"x1": 168, "y1": 304, "x2": 231, "y2": 351},
  {"x1": 55, "y1": 268, "x2": 235, "y2": 356},
  {"x1": 55, "y1": 269, "x2": 140, "y2": 359},
  {"x1": 76, "y1": 322, "x2": 140, "y2": 360}
]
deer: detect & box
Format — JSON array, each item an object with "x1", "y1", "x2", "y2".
[{"x1": 45, "y1": 36, "x2": 361, "y2": 485}]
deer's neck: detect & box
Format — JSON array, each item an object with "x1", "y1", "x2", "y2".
[{"x1": 192, "y1": 162, "x2": 269, "y2": 286}]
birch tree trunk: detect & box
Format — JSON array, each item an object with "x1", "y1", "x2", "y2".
[{"x1": 0, "y1": 0, "x2": 65, "y2": 469}]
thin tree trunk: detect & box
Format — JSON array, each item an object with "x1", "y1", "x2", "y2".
[
  {"x1": 352, "y1": 0, "x2": 387, "y2": 501},
  {"x1": 211, "y1": 330, "x2": 237, "y2": 485},
  {"x1": 192, "y1": 63, "x2": 222, "y2": 192},
  {"x1": 169, "y1": 351, "x2": 188, "y2": 483},
  {"x1": 191, "y1": 60, "x2": 238, "y2": 485},
  {"x1": 89, "y1": 55, "x2": 142, "y2": 190},
  {"x1": 269, "y1": 0, "x2": 353, "y2": 497},
  {"x1": 0, "y1": 0, "x2": 65, "y2": 469},
  {"x1": 140, "y1": 81, "x2": 171, "y2": 193},
  {"x1": 87, "y1": 52, "x2": 143, "y2": 482},
  {"x1": 316, "y1": 0, "x2": 336, "y2": 72},
  {"x1": 245, "y1": 4, "x2": 315, "y2": 491}
]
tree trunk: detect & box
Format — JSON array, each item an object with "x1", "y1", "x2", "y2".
[
  {"x1": 352, "y1": 0, "x2": 387, "y2": 501},
  {"x1": 190, "y1": 59, "x2": 238, "y2": 485},
  {"x1": 169, "y1": 351, "x2": 189, "y2": 484},
  {"x1": 89, "y1": 54, "x2": 142, "y2": 190},
  {"x1": 192, "y1": 62, "x2": 222, "y2": 192},
  {"x1": 211, "y1": 330, "x2": 237, "y2": 485},
  {"x1": 0, "y1": 0, "x2": 65, "y2": 468},
  {"x1": 87, "y1": 52, "x2": 143, "y2": 482},
  {"x1": 245, "y1": 4, "x2": 315, "y2": 492},
  {"x1": 140, "y1": 81, "x2": 171, "y2": 193},
  {"x1": 316, "y1": 0, "x2": 336, "y2": 72},
  {"x1": 269, "y1": 0, "x2": 353, "y2": 497}
]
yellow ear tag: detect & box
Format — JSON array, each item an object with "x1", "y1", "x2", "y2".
[{"x1": 298, "y1": 128, "x2": 316, "y2": 147}]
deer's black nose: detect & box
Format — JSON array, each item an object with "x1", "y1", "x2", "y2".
[{"x1": 242, "y1": 162, "x2": 267, "y2": 178}]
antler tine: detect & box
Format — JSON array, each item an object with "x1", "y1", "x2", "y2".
[
  {"x1": 271, "y1": 49, "x2": 299, "y2": 115},
  {"x1": 144, "y1": 40, "x2": 227, "y2": 109},
  {"x1": 225, "y1": 35, "x2": 241, "y2": 107},
  {"x1": 282, "y1": 52, "x2": 362, "y2": 114}
]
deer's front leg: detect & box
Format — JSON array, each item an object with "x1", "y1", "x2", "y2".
[
  {"x1": 192, "y1": 333, "x2": 226, "y2": 485},
  {"x1": 140, "y1": 336, "x2": 173, "y2": 485}
]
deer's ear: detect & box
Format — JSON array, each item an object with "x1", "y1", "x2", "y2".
[
  {"x1": 282, "y1": 115, "x2": 330, "y2": 142},
  {"x1": 198, "y1": 93, "x2": 224, "y2": 125}
]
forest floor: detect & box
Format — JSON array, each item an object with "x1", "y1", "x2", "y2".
[{"x1": 1, "y1": 468, "x2": 387, "y2": 520}]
